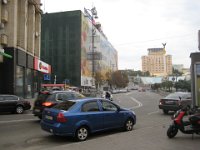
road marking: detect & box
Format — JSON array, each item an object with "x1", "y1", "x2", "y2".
[
  {"x1": 148, "y1": 110, "x2": 159, "y2": 115},
  {"x1": 0, "y1": 118, "x2": 38, "y2": 124},
  {"x1": 129, "y1": 97, "x2": 143, "y2": 109}
]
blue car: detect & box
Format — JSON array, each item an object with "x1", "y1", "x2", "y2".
[{"x1": 40, "y1": 98, "x2": 136, "y2": 141}]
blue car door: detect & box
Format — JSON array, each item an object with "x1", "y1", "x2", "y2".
[
  {"x1": 81, "y1": 101, "x2": 104, "y2": 132},
  {"x1": 100, "y1": 100, "x2": 124, "y2": 129}
]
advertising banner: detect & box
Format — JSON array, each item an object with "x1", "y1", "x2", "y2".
[{"x1": 34, "y1": 57, "x2": 51, "y2": 74}]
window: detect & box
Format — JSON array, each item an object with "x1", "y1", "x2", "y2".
[
  {"x1": 82, "y1": 101, "x2": 100, "y2": 112},
  {"x1": 53, "y1": 101, "x2": 76, "y2": 111},
  {"x1": 182, "y1": 93, "x2": 191, "y2": 99},
  {"x1": 101, "y1": 101, "x2": 118, "y2": 111},
  {"x1": 73, "y1": 92, "x2": 85, "y2": 99},
  {"x1": 56, "y1": 93, "x2": 73, "y2": 101},
  {"x1": 4, "y1": 96, "x2": 18, "y2": 101}
]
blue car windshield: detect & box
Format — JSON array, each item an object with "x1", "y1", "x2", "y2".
[{"x1": 53, "y1": 101, "x2": 76, "y2": 111}]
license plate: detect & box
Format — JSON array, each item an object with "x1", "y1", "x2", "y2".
[
  {"x1": 45, "y1": 115, "x2": 53, "y2": 120},
  {"x1": 165, "y1": 101, "x2": 174, "y2": 104}
]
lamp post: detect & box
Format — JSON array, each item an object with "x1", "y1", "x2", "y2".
[{"x1": 84, "y1": 7, "x2": 98, "y2": 86}]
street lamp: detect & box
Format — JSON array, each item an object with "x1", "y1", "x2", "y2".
[{"x1": 84, "y1": 7, "x2": 98, "y2": 86}]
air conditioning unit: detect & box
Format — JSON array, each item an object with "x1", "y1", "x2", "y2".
[
  {"x1": 1, "y1": 9, "x2": 8, "y2": 23},
  {"x1": 1, "y1": 34, "x2": 8, "y2": 45}
]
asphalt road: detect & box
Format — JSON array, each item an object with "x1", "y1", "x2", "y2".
[{"x1": 0, "y1": 90, "x2": 199, "y2": 150}]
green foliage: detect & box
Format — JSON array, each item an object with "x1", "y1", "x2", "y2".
[
  {"x1": 172, "y1": 68, "x2": 183, "y2": 76},
  {"x1": 151, "y1": 83, "x2": 161, "y2": 91},
  {"x1": 120, "y1": 70, "x2": 150, "y2": 77},
  {"x1": 174, "y1": 80, "x2": 191, "y2": 92},
  {"x1": 161, "y1": 81, "x2": 173, "y2": 92}
]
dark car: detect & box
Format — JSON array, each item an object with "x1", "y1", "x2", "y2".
[
  {"x1": 158, "y1": 92, "x2": 192, "y2": 114},
  {"x1": 33, "y1": 90, "x2": 85, "y2": 119},
  {"x1": 41, "y1": 98, "x2": 136, "y2": 141},
  {"x1": 0, "y1": 95, "x2": 31, "y2": 114}
]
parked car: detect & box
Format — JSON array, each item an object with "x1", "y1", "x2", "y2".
[
  {"x1": 40, "y1": 98, "x2": 136, "y2": 141},
  {"x1": 33, "y1": 90, "x2": 85, "y2": 119},
  {"x1": 0, "y1": 95, "x2": 31, "y2": 114},
  {"x1": 158, "y1": 92, "x2": 192, "y2": 114}
]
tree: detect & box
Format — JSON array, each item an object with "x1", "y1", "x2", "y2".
[
  {"x1": 94, "y1": 71, "x2": 103, "y2": 89},
  {"x1": 174, "y1": 80, "x2": 191, "y2": 92},
  {"x1": 172, "y1": 68, "x2": 183, "y2": 76},
  {"x1": 161, "y1": 81, "x2": 173, "y2": 92},
  {"x1": 151, "y1": 83, "x2": 161, "y2": 91},
  {"x1": 112, "y1": 71, "x2": 129, "y2": 88}
]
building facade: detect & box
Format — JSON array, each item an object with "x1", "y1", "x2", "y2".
[
  {"x1": 142, "y1": 48, "x2": 172, "y2": 76},
  {"x1": 0, "y1": 0, "x2": 50, "y2": 98},
  {"x1": 41, "y1": 10, "x2": 118, "y2": 87}
]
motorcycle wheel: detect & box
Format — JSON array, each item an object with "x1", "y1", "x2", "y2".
[{"x1": 167, "y1": 125, "x2": 178, "y2": 138}]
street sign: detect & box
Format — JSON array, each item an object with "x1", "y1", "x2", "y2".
[{"x1": 44, "y1": 74, "x2": 51, "y2": 80}]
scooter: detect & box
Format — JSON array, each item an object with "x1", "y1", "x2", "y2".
[{"x1": 167, "y1": 106, "x2": 200, "y2": 138}]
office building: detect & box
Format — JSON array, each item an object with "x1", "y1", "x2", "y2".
[
  {"x1": 41, "y1": 10, "x2": 118, "y2": 87},
  {"x1": 0, "y1": 0, "x2": 51, "y2": 98},
  {"x1": 142, "y1": 47, "x2": 172, "y2": 76}
]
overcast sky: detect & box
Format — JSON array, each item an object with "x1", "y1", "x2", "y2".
[{"x1": 41, "y1": 0, "x2": 200, "y2": 70}]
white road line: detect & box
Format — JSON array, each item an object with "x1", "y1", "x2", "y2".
[
  {"x1": 129, "y1": 97, "x2": 143, "y2": 109},
  {"x1": 148, "y1": 110, "x2": 160, "y2": 115},
  {"x1": 0, "y1": 118, "x2": 38, "y2": 124}
]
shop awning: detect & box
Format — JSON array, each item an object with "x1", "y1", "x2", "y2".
[{"x1": 0, "y1": 51, "x2": 12, "y2": 58}]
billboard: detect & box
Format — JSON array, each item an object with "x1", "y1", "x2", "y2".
[
  {"x1": 34, "y1": 57, "x2": 51, "y2": 74},
  {"x1": 81, "y1": 13, "x2": 118, "y2": 86}
]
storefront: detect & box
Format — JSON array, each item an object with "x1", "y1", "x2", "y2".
[{"x1": 0, "y1": 48, "x2": 51, "y2": 98}]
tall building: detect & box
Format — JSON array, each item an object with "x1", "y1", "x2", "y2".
[
  {"x1": 142, "y1": 47, "x2": 172, "y2": 76},
  {"x1": 41, "y1": 10, "x2": 118, "y2": 87},
  {"x1": 0, "y1": 0, "x2": 51, "y2": 98}
]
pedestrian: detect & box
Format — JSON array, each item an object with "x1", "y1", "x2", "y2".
[{"x1": 105, "y1": 91, "x2": 111, "y2": 100}]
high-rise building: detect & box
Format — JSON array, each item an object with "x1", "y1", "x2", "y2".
[
  {"x1": 142, "y1": 47, "x2": 172, "y2": 76},
  {"x1": 0, "y1": 0, "x2": 50, "y2": 98},
  {"x1": 41, "y1": 10, "x2": 118, "y2": 87}
]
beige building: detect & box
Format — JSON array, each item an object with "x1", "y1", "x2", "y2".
[
  {"x1": 0, "y1": 0, "x2": 50, "y2": 98},
  {"x1": 0, "y1": 0, "x2": 41, "y2": 56},
  {"x1": 142, "y1": 48, "x2": 172, "y2": 76}
]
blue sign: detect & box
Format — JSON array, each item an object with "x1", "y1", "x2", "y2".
[
  {"x1": 65, "y1": 79, "x2": 70, "y2": 84},
  {"x1": 44, "y1": 74, "x2": 51, "y2": 80}
]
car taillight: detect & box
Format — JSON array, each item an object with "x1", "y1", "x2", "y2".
[
  {"x1": 42, "y1": 102, "x2": 54, "y2": 107},
  {"x1": 159, "y1": 99, "x2": 163, "y2": 105},
  {"x1": 57, "y1": 112, "x2": 67, "y2": 123}
]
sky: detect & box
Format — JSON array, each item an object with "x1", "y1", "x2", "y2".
[{"x1": 41, "y1": 0, "x2": 200, "y2": 70}]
